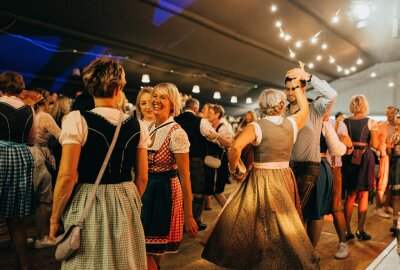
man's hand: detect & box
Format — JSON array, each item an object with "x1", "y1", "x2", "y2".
[{"x1": 286, "y1": 63, "x2": 311, "y2": 82}]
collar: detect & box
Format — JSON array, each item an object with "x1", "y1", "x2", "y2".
[{"x1": 184, "y1": 109, "x2": 196, "y2": 115}]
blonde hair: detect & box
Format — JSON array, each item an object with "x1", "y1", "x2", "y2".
[
  {"x1": 82, "y1": 58, "x2": 126, "y2": 98},
  {"x1": 135, "y1": 87, "x2": 153, "y2": 119},
  {"x1": 258, "y1": 89, "x2": 286, "y2": 116},
  {"x1": 153, "y1": 83, "x2": 182, "y2": 117},
  {"x1": 51, "y1": 95, "x2": 71, "y2": 119},
  {"x1": 349, "y1": 95, "x2": 369, "y2": 115}
]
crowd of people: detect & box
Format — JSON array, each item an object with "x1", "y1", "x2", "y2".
[{"x1": 0, "y1": 58, "x2": 399, "y2": 270}]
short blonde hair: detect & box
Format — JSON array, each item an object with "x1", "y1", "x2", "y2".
[
  {"x1": 135, "y1": 86, "x2": 153, "y2": 119},
  {"x1": 349, "y1": 95, "x2": 369, "y2": 115},
  {"x1": 153, "y1": 83, "x2": 182, "y2": 117},
  {"x1": 82, "y1": 58, "x2": 126, "y2": 98},
  {"x1": 258, "y1": 89, "x2": 286, "y2": 116}
]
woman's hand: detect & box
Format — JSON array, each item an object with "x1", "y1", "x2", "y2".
[
  {"x1": 49, "y1": 221, "x2": 60, "y2": 242},
  {"x1": 184, "y1": 216, "x2": 198, "y2": 238}
]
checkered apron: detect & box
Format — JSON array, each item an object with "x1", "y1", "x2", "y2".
[
  {"x1": 0, "y1": 140, "x2": 35, "y2": 218},
  {"x1": 61, "y1": 181, "x2": 147, "y2": 270},
  {"x1": 141, "y1": 124, "x2": 184, "y2": 255}
]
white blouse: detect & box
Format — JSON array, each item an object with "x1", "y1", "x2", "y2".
[
  {"x1": 35, "y1": 111, "x2": 61, "y2": 147},
  {"x1": 249, "y1": 116, "x2": 298, "y2": 146},
  {"x1": 148, "y1": 117, "x2": 190, "y2": 154},
  {"x1": 59, "y1": 107, "x2": 149, "y2": 148}
]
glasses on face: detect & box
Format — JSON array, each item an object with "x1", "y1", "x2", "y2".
[{"x1": 286, "y1": 85, "x2": 301, "y2": 91}]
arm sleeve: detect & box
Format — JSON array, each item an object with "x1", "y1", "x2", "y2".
[
  {"x1": 169, "y1": 128, "x2": 190, "y2": 153},
  {"x1": 323, "y1": 121, "x2": 346, "y2": 156},
  {"x1": 287, "y1": 117, "x2": 298, "y2": 143},
  {"x1": 310, "y1": 75, "x2": 338, "y2": 116},
  {"x1": 248, "y1": 122, "x2": 262, "y2": 146},
  {"x1": 200, "y1": 118, "x2": 219, "y2": 140},
  {"x1": 137, "y1": 120, "x2": 151, "y2": 148},
  {"x1": 369, "y1": 118, "x2": 379, "y2": 131},
  {"x1": 42, "y1": 113, "x2": 62, "y2": 140},
  {"x1": 59, "y1": 110, "x2": 88, "y2": 146},
  {"x1": 27, "y1": 107, "x2": 37, "y2": 145}
]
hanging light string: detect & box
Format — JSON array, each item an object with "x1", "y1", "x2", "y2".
[
  {"x1": 0, "y1": 26, "x2": 258, "y2": 91},
  {"x1": 270, "y1": 2, "x2": 363, "y2": 75}
]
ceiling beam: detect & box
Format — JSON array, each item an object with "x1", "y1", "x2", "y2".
[{"x1": 0, "y1": 10, "x2": 282, "y2": 90}]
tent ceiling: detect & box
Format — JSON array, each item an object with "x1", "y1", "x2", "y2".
[{"x1": 1, "y1": 0, "x2": 399, "y2": 115}]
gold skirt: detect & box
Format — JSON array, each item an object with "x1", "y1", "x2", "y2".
[{"x1": 202, "y1": 167, "x2": 319, "y2": 270}]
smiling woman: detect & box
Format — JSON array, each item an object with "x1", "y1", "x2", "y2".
[{"x1": 141, "y1": 83, "x2": 198, "y2": 270}]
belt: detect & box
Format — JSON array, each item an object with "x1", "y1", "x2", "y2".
[
  {"x1": 291, "y1": 161, "x2": 320, "y2": 167},
  {"x1": 353, "y1": 142, "x2": 368, "y2": 147}
]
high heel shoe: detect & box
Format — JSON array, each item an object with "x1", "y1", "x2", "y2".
[
  {"x1": 345, "y1": 232, "x2": 354, "y2": 240},
  {"x1": 356, "y1": 230, "x2": 371, "y2": 240}
]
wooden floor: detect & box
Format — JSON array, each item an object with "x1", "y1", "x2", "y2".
[
  {"x1": 161, "y1": 182, "x2": 397, "y2": 270},
  {"x1": 0, "y1": 182, "x2": 397, "y2": 270}
]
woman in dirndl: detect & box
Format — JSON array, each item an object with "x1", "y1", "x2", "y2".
[
  {"x1": 141, "y1": 83, "x2": 198, "y2": 270},
  {"x1": 342, "y1": 95, "x2": 379, "y2": 241},
  {"x1": 387, "y1": 120, "x2": 400, "y2": 236},
  {"x1": 135, "y1": 86, "x2": 155, "y2": 129},
  {"x1": 49, "y1": 58, "x2": 148, "y2": 270},
  {"x1": 0, "y1": 71, "x2": 36, "y2": 270},
  {"x1": 202, "y1": 73, "x2": 319, "y2": 269}
]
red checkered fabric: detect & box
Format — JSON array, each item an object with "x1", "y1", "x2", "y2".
[
  {"x1": 168, "y1": 178, "x2": 184, "y2": 242},
  {"x1": 148, "y1": 124, "x2": 179, "y2": 173}
]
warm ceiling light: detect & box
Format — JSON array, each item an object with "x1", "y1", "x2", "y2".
[
  {"x1": 370, "y1": 72, "x2": 377, "y2": 78},
  {"x1": 290, "y1": 51, "x2": 296, "y2": 58},
  {"x1": 271, "y1": 4, "x2": 277, "y2": 12},
  {"x1": 356, "y1": 58, "x2": 363, "y2": 65},
  {"x1": 389, "y1": 82, "x2": 395, "y2": 87},
  {"x1": 284, "y1": 34, "x2": 292, "y2": 41},
  {"x1": 141, "y1": 74, "x2": 150, "y2": 83},
  {"x1": 329, "y1": 56, "x2": 335, "y2": 64},
  {"x1": 308, "y1": 63, "x2": 314, "y2": 69},
  {"x1": 350, "y1": 66, "x2": 357, "y2": 72},
  {"x1": 295, "y1": 41, "x2": 302, "y2": 48},
  {"x1": 310, "y1": 36, "x2": 318, "y2": 44},
  {"x1": 337, "y1": 66, "x2": 343, "y2": 72},
  {"x1": 350, "y1": 3, "x2": 371, "y2": 20},
  {"x1": 231, "y1": 96, "x2": 238, "y2": 103},
  {"x1": 321, "y1": 43, "x2": 328, "y2": 50},
  {"x1": 332, "y1": 15, "x2": 339, "y2": 23},
  {"x1": 246, "y1": 97, "x2": 252, "y2": 104},
  {"x1": 275, "y1": 21, "x2": 282, "y2": 28},
  {"x1": 213, "y1": 91, "x2": 221, "y2": 99},
  {"x1": 316, "y1": 55, "x2": 322, "y2": 61},
  {"x1": 192, "y1": 85, "x2": 200, "y2": 93},
  {"x1": 344, "y1": 69, "x2": 350, "y2": 75},
  {"x1": 279, "y1": 32, "x2": 285, "y2": 38}
]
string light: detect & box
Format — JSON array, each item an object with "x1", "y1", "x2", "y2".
[
  {"x1": 275, "y1": 21, "x2": 282, "y2": 28},
  {"x1": 329, "y1": 56, "x2": 335, "y2": 64},
  {"x1": 337, "y1": 66, "x2": 342, "y2": 72},
  {"x1": 295, "y1": 41, "x2": 302, "y2": 48},
  {"x1": 284, "y1": 34, "x2": 292, "y2": 41},
  {"x1": 308, "y1": 63, "x2": 315, "y2": 69},
  {"x1": 321, "y1": 43, "x2": 328, "y2": 50},
  {"x1": 289, "y1": 48, "x2": 296, "y2": 58},
  {"x1": 279, "y1": 31, "x2": 285, "y2": 38},
  {"x1": 331, "y1": 15, "x2": 339, "y2": 23},
  {"x1": 310, "y1": 36, "x2": 318, "y2": 44},
  {"x1": 356, "y1": 58, "x2": 363, "y2": 65},
  {"x1": 271, "y1": 4, "x2": 277, "y2": 13},
  {"x1": 350, "y1": 66, "x2": 356, "y2": 72},
  {"x1": 316, "y1": 55, "x2": 322, "y2": 61},
  {"x1": 344, "y1": 69, "x2": 350, "y2": 75},
  {"x1": 388, "y1": 82, "x2": 394, "y2": 87},
  {"x1": 370, "y1": 72, "x2": 376, "y2": 78}
]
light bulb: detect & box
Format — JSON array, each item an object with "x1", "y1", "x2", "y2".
[
  {"x1": 246, "y1": 97, "x2": 252, "y2": 104},
  {"x1": 310, "y1": 36, "x2": 318, "y2": 44},
  {"x1": 321, "y1": 43, "x2": 328, "y2": 50},
  {"x1": 290, "y1": 52, "x2": 296, "y2": 58},
  {"x1": 329, "y1": 56, "x2": 335, "y2": 64},
  {"x1": 284, "y1": 34, "x2": 291, "y2": 41},
  {"x1": 344, "y1": 69, "x2": 350, "y2": 75},
  {"x1": 350, "y1": 66, "x2": 356, "y2": 72},
  {"x1": 308, "y1": 63, "x2": 314, "y2": 69},
  {"x1": 192, "y1": 85, "x2": 200, "y2": 93},
  {"x1": 271, "y1": 5, "x2": 277, "y2": 12},
  {"x1": 370, "y1": 72, "x2": 376, "y2": 78},
  {"x1": 332, "y1": 15, "x2": 339, "y2": 23},
  {"x1": 275, "y1": 21, "x2": 282, "y2": 28},
  {"x1": 213, "y1": 91, "x2": 221, "y2": 99},
  {"x1": 316, "y1": 55, "x2": 322, "y2": 61},
  {"x1": 389, "y1": 82, "x2": 395, "y2": 87},
  {"x1": 279, "y1": 32, "x2": 285, "y2": 38},
  {"x1": 356, "y1": 58, "x2": 363, "y2": 65},
  {"x1": 231, "y1": 96, "x2": 238, "y2": 103},
  {"x1": 337, "y1": 66, "x2": 342, "y2": 72},
  {"x1": 295, "y1": 41, "x2": 302, "y2": 48},
  {"x1": 141, "y1": 74, "x2": 150, "y2": 83}
]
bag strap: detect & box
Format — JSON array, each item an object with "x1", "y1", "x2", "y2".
[
  {"x1": 149, "y1": 121, "x2": 175, "y2": 136},
  {"x1": 77, "y1": 112, "x2": 124, "y2": 227}
]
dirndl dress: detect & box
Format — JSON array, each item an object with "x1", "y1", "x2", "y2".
[
  {"x1": 141, "y1": 123, "x2": 185, "y2": 255},
  {"x1": 389, "y1": 148, "x2": 400, "y2": 196},
  {"x1": 0, "y1": 140, "x2": 35, "y2": 218}
]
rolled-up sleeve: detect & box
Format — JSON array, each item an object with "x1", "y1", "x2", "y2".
[{"x1": 310, "y1": 75, "x2": 338, "y2": 116}]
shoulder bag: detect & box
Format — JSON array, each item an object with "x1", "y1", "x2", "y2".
[{"x1": 55, "y1": 112, "x2": 123, "y2": 261}]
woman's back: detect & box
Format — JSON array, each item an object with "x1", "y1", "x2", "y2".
[{"x1": 253, "y1": 118, "x2": 294, "y2": 163}]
